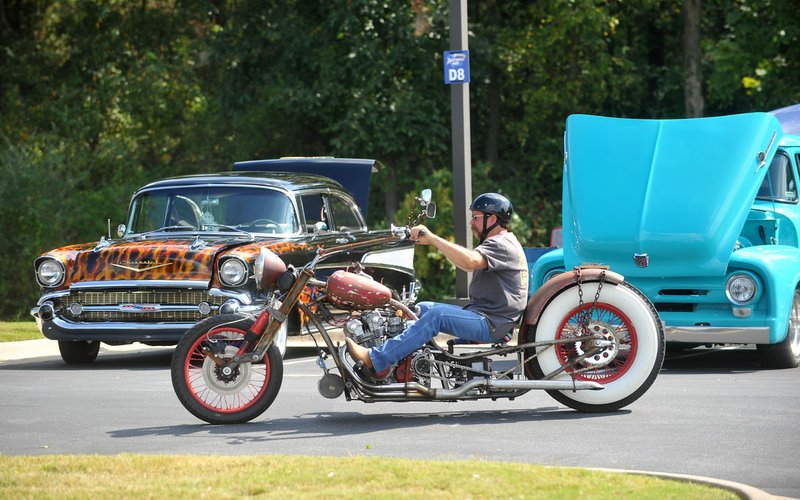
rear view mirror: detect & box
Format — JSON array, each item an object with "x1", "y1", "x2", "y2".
[
  {"x1": 420, "y1": 189, "x2": 432, "y2": 204},
  {"x1": 426, "y1": 202, "x2": 437, "y2": 218}
]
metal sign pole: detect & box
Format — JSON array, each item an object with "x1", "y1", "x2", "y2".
[{"x1": 449, "y1": 0, "x2": 472, "y2": 299}]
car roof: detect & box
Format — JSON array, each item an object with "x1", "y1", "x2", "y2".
[{"x1": 135, "y1": 171, "x2": 345, "y2": 194}]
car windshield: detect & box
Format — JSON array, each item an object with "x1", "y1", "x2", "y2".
[
  {"x1": 757, "y1": 153, "x2": 796, "y2": 203},
  {"x1": 126, "y1": 186, "x2": 300, "y2": 235}
]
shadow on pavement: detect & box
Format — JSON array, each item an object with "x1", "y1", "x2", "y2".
[
  {"x1": 0, "y1": 349, "x2": 174, "y2": 371},
  {"x1": 661, "y1": 345, "x2": 769, "y2": 375},
  {"x1": 108, "y1": 407, "x2": 631, "y2": 442}
]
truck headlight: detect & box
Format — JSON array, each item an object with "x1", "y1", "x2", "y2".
[
  {"x1": 726, "y1": 273, "x2": 757, "y2": 305},
  {"x1": 36, "y1": 259, "x2": 65, "y2": 287},
  {"x1": 219, "y1": 258, "x2": 248, "y2": 286}
]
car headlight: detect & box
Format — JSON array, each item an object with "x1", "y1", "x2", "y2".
[
  {"x1": 726, "y1": 273, "x2": 757, "y2": 305},
  {"x1": 36, "y1": 259, "x2": 65, "y2": 287},
  {"x1": 219, "y1": 258, "x2": 248, "y2": 286}
]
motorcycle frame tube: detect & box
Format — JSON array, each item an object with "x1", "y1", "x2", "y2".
[
  {"x1": 336, "y1": 345, "x2": 602, "y2": 401},
  {"x1": 297, "y1": 301, "x2": 353, "y2": 395},
  {"x1": 389, "y1": 298, "x2": 418, "y2": 320},
  {"x1": 248, "y1": 233, "x2": 405, "y2": 357},
  {"x1": 294, "y1": 292, "x2": 608, "y2": 402},
  {"x1": 251, "y1": 267, "x2": 315, "y2": 356},
  {"x1": 298, "y1": 282, "x2": 608, "y2": 401}
]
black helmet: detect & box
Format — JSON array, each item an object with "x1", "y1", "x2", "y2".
[{"x1": 469, "y1": 192, "x2": 513, "y2": 225}]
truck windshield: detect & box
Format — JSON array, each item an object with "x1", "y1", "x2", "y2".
[
  {"x1": 127, "y1": 186, "x2": 300, "y2": 235},
  {"x1": 757, "y1": 153, "x2": 796, "y2": 203}
]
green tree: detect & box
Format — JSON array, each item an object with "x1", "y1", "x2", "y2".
[{"x1": 2, "y1": 0, "x2": 800, "y2": 317}]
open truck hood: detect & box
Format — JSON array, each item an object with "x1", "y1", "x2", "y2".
[{"x1": 563, "y1": 113, "x2": 782, "y2": 277}]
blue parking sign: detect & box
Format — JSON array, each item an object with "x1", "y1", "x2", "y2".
[{"x1": 444, "y1": 50, "x2": 470, "y2": 84}]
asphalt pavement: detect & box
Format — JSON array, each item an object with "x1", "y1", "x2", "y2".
[{"x1": 0, "y1": 338, "x2": 795, "y2": 499}]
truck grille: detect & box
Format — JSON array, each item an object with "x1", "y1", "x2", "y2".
[{"x1": 55, "y1": 289, "x2": 227, "y2": 322}]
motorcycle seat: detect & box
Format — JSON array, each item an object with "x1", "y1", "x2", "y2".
[
  {"x1": 447, "y1": 334, "x2": 512, "y2": 346},
  {"x1": 445, "y1": 333, "x2": 513, "y2": 354}
]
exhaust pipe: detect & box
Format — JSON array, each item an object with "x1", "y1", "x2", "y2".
[{"x1": 339, "y1": 346, "x2": 603, "y2": 399}]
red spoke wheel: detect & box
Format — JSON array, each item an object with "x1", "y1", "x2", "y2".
[
  {"x1": 526, "y1": 281, "x2": 664, "y2": 412},
  {"x1": 553, "y1": 302, "x2": 637, "y2": 383},
  {"x1": 171, "y1": 314, "x2": 283, "y2": 424}
]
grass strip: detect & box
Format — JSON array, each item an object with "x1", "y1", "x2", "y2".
[
  {"x1": 0, "y1": 321, "x2": 40, "y2": 342},
  {"x1": 0, "y1": 454, "x2": 736, "y2": 499}
]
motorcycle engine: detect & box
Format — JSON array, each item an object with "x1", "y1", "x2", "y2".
[{"x1": 343, "y1": 309, "x2": 404, "y2": 348}]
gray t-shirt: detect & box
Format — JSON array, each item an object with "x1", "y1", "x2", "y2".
[{"x1": 465, "y1": 231, "x2": 529, "y2": 339}]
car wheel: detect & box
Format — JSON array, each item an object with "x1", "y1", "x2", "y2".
[
  {"x1": 58, "y1": 340, "x2": 100, "y2": 364},
  {"x1": 758, "y1": 288, "x2": 800, "y2": 369}
]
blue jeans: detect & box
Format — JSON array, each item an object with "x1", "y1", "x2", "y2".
[{"x1": 368, "y1": 301, "x2": 493, "y2": 373}]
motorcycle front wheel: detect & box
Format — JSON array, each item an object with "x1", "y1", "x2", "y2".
[
  {"x1": 527, "y1": 281, "x2": 665, "y2": 412},
  {"x1": 171, "y1": 314, "x2": 283, "y2": 424}
]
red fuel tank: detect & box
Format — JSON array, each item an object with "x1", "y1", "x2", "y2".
[{"x1": 326, "y1": 270, "x2": 392, "y2": 310}]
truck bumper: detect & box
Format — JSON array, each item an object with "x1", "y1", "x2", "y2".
[{"x1": 664, "y1": 326, "x2": 770, "y2": 344}]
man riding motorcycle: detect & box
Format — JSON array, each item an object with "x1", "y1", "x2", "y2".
[{"x1": 347, "y1": 192, "x2": 529, "y2": 373}]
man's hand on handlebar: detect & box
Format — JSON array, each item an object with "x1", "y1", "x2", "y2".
[{"x1": 410, "y1": 225, "x2": 432, "y2": 244}]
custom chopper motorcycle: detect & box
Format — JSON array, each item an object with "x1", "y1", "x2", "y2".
[{"x1": 171, "y1": 190, "x2": 665, "y2": 424}]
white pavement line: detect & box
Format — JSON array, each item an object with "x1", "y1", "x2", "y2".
[{"x1": 283, "y1": 358, "x2": 317, "y2": 366}]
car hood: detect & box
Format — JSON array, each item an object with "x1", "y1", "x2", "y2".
[
  {"x1": 41, "y1": 239, "x2": 233, "y2": 285},
  {"x1": 563, "y1": 113, "x2": 783, "y2": 277},
  {"x1": 40, "y1": 237, "x2": 315, "y2": 288}
]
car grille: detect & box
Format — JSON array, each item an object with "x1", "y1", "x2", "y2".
[{"x1": 54, "y1": 289, "x2": 227, "y2": 322}]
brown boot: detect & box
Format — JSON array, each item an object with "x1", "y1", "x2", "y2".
[{"x1": 346, "y1": 338, "x2": 374, "y2": 369}]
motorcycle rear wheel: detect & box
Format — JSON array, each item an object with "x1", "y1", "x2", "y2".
[
  {"x1": 527, "y1": 281, "x2": 664, "y2": 412},
  {"x1": 171, "y1": 314, "x2": 283, "y2": 424}
]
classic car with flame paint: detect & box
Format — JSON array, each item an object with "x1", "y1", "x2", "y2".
[
  {"x1": 531, "y1": 112, "x2": 800, "y2": 368},
  {"x1": 31, "y1": 158, "x2": 415, "y2": 364}
]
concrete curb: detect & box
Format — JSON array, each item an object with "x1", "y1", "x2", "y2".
[
  {"x1": 0, "y1": 334, "x2": 341, "y2": 362},
  {"x1": 585, "y1": 468, "x2": 794, "y2": 499},
  {"x1": 0, "y1": 338, "x2": 168, "y2": 362}
]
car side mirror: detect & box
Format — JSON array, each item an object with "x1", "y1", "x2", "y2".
[{"x1": 116, "y1": 224, "x2": 126, "y2": 238}]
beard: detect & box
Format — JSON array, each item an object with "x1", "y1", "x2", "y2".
[{"x1": 471, "y1": 225, "x2": 481, "y2": 241}]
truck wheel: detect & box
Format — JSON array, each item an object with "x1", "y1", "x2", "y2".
[
  {"x1": 58, "y1": 340, "x2": 100, "y2": 364},
  {"x1": 758, "y1": 288, "x2": 800, "y2": 369}
]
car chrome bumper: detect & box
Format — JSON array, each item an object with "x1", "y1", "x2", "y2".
[
  {"x1": 664, "y1": 326, "x2": 770, "y2": 344},
  {"x1": 31, "y1": 301, "x2": 263, "y2": 343},
  {"x1": 33, "y1": 316, "x2": 194, "y2": 342},
  {"x1": 30, "y1": 280, "x2": 265, "y2": 342}
]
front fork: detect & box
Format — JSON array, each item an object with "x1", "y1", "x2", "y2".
[{"x1": 205, "y1": 267, "x2": 314, "y2": 369}]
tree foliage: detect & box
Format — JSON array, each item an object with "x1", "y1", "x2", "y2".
[{"x1": 1, "y1": 0, "x2": 798, "y2": 316}]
